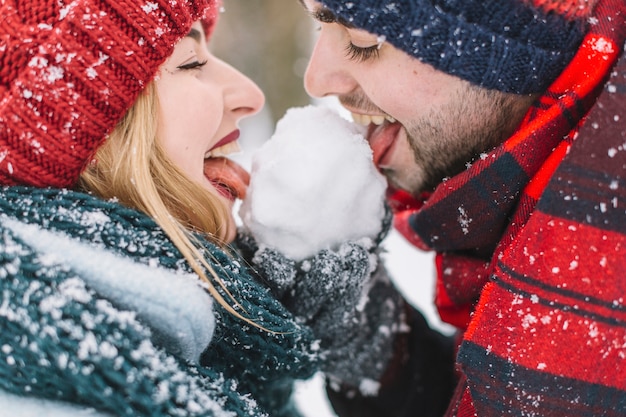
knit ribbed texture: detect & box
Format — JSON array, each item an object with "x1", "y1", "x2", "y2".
[
  {"x1": 320, "y1": 0, "x2": 591, "y2": 94},
  {"x1": 0, "y1": 260, "x2": 255, "y2": 417},
  {"x1": 0, "y1": 186, "x2": 319, "y2": 416},
  {"x1": 0, "y1": 0, "x2": 218, "y2": 188}
]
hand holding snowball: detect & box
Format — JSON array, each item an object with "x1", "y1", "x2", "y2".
[{"x1": 236, "y1": 106, "x2": 406, "y2": 393}]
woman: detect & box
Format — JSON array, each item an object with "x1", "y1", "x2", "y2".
[{"x1": 0, "y1": 1, "x2": 319, "y2": 415}]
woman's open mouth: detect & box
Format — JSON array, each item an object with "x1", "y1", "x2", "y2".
[{"x1": 203, "y1": 131, "x2": 250, "y2": 201}]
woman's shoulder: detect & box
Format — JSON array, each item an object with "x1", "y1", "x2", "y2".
[
  {"x1": 0, "y1": 185, "x2": 217, "y2": 360},
  {"x1": 0, "y1": 244, "x2": 262, "y2": 416},
  {"x1": 0, "y1": 187, "x2": 266, "y2": 416},
  {"x1": 0, "y1": 186, "x2": 320, "y2": 382}
]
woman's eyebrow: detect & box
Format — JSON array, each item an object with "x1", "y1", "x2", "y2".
[{"x1": 186, "y1": 28, "x2": 203, "y2": 42}]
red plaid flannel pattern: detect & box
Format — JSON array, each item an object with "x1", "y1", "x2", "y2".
[{"x1": 391, "y1": 1, "x2": 626, "y2": 414}]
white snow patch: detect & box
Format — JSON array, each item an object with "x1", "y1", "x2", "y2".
[
  {"x1": 142, "y1": 2, "x2": 159, "y2": 13},
  {"x1": 240, "y1": 105, "x2": 387, "y2": 261}
]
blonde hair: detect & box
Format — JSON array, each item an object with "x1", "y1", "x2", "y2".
[{"x1": 79, "y1": 84, "x2": 253, "y2": 324}]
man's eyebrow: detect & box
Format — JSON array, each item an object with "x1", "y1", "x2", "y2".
[
  {"x1": 298, "y1": 0, "x2": 355, "y2": 28},
  {"x1": 186, "y1": 28, "x2": 203, "y2": 42}
]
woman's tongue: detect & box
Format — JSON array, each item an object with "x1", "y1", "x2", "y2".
[{"x1": 203, "y1": 157, "x2": 250, "y2": 201}]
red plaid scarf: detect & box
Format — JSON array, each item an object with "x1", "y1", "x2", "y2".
[{"x1": 390, "y1": 1, "x2": 626, "y2": 415}]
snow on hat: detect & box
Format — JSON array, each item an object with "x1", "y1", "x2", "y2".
[
  {"x1": 320, "y1": 0, "x2": 593, "y2": 94},
  {"x1": 0, "y1": 0, "x2": 220, "y2": 188}
]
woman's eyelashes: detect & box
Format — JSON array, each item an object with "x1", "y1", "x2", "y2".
[
  {"x1": 344, "y1": 42, "x2": 379, "y2": 62},
  {"x1": 177, "y1": 59, "x2": 208, "y2": 71}
]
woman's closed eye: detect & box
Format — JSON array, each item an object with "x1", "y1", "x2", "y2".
[{"x1": 177, "y1": 60, "x2": 208, "y2": 71}]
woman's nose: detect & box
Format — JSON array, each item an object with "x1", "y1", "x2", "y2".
[
  {"x1": 304, "y1": 30, "x2": 357, "y2": 98},
  {"x1": 222, "y1": 61, "x2": 265, "y2": 118}
]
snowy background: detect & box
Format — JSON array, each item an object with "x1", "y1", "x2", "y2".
[{"x1": 233, "y1": 98, "x2": 454, "y2": 417}]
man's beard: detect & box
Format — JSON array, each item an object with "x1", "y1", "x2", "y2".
[{"x1": 400, "y1": 85, "x2": 532, "y2": 194}]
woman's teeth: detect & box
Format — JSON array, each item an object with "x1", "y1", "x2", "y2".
[
  {"x1": 204, "y1": 141, "x2": 241, "y2": 159},
  {"x1": 350, "y1": 112, "x2": 396, "y2": 126}
]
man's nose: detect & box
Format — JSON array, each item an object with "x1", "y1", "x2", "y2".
[{"x1": 304, "y1": 32, "x2": 357, "y2": 98}]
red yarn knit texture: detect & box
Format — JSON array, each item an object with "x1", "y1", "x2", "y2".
[{"x1": 0, "y1": 0, "x2": 218, "y2": 188}]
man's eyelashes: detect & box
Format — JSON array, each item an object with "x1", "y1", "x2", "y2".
[{"x1": 344, "y1": 43, "x2": 379, "y2": 62}]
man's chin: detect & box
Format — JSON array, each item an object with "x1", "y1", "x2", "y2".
[{"x1": 382, "y1": 169, "x2": 426, "y2": 197}]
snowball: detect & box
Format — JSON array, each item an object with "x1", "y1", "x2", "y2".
[{"x1": 239, "y1": 105, "x2": 387, "y2": 261}]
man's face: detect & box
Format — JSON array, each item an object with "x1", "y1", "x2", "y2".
[{"x1": 301, "y1": 0, "x2": 531, "y2": 195}]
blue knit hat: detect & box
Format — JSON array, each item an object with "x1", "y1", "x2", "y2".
[{"x1": 320, "y1": 0, "x2": 592, "y2": 94}]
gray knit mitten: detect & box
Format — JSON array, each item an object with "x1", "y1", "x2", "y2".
[{"x1": 236, "y1": 230, "x2": 406, "y2": 393}]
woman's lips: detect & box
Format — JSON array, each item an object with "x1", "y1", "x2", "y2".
[
  {"x1": 204, "y1": 157, "x2": 250, "y2": 201},
  {"x1": 204, "y1": 129, "x2": 249, "y2": 201},
  {"x1": 209, "y1": 130, "x2": 240, "y2": 152},
  {"x1": 367, "y1": 121, "x2": 402, "y2": 168}
]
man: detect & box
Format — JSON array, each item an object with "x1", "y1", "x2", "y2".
[{"x1": 299, "y1": 0, "x2": 626, "y2": 416}]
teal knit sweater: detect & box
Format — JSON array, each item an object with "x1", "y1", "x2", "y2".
[{"x1": 0, "y1": 186, "x2": 319, "y2": 416}]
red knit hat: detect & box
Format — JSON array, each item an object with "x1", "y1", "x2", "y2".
[{"x1": 0, "y1": 0, "x2": 220, "y2": 188}]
